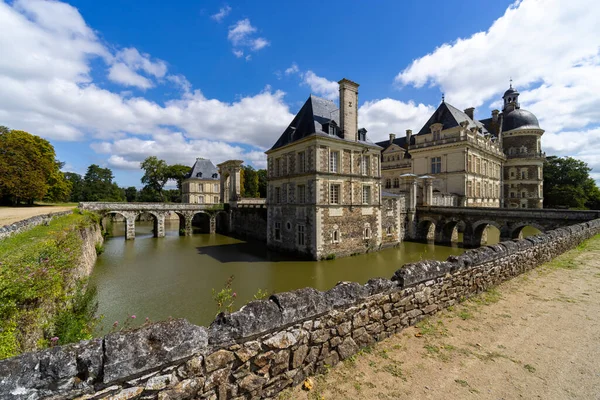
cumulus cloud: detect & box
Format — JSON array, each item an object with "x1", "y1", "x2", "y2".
[
  {"x1": 0, "y1": 0, "x2": 292, "y2": 172},
  {"x1": 358, "y1": 99, "x2": 434, "y2": 143},
  {"x1": 227, "y1": 18, "x2": 269, "y2": 57},
  {"x1": 285, "y1": 63, "x2": 299, "y2": 75},
  {"x1": 395, "y1": 0, "x2": 600, "y2": 181},
  {"x1": 211, "y1": 5, "x2": 231, "y2": 22},
  {"x1": 302, "y1": 71, "x2": 339, "y2": 100}
]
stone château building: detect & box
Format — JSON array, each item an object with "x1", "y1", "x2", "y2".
[
  {"x1": 182, "y1": 158, "x2": 221, "y2": 204},
  {"x1": 265, "y1": 79, "x2": 405, "y2": 260},
  {"x1": 265, "y1": 79, "x2": 544, "y2": 259},
  {"x1": 377, "y1": 83, "x2": 544, "y2": 209}
]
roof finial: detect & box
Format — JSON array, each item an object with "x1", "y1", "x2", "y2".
[
  {"x1": 441, "y1": 93, "x2": 445, "y2": 103},
  {"x1": 509, "y1": 77, "x2": 513, "y2": 89}
]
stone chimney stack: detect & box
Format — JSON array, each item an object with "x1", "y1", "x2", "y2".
[
  {"x1": 406, "y1": 129, "x2": 412, "y2": 145},
  {"x1": 464, "y1": 107, "x2": 475, "y2": 120},
  {"x1": 389, "y1": 133, "x2": 396, "y2": 144},
  {"x1": 338, "y1": 78, "x2": 359, "y2": 141},
  {"x1": 492, "y1": 109, "x2": 499, "y2": 123}
]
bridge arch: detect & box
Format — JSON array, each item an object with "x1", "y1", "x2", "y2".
[
  {"x1": 464, "y1": 220, "x2": 503, "y2": 248},
  {"x1": 436, "y1": 219, "x2": 465, "y2": 244},
  {"x1": 416, "y1": 217, "x2": 436, "y2": 242},
  {"x1": 509, "y1": 222, "x2": 544, "y2": 239}
]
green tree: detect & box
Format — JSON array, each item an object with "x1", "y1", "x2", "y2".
[
  {"x1": 241, "y1": 165, "x2": 259, "y2": 198},
  {"x1": 64, "y1": 172, "x2": 84, "y2": 202},
  {"x1": 124, "y1": 186, "x2": 138, "y2": 202},
  {"x1": 45, "y1": 169, "x2": 72, "y2": 203},
  {"x1": 167, "y1": 164, "x2": 191, "y2": 202},
  {"x1": 140, "y1": 156, "x2": 169, "y2": 201},
  {"x1": 82, "y1": 165, "x2": 124, "y2": 202},
  {"x1": 257, "y1": 169, "x2": 267, "y2": 198},
  {"x1": 0, "y1": 129, "x2": 61, "y2": 205},
  {"x1": 544, "y1": 156, "x2": 600, "y2": 209}
]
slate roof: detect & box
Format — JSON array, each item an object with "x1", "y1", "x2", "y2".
[
  {"x1": 269, "y1": 95, "x2": 379, "y2": 151},
  {"x1": 186, "y1": 158, "x2": 219, "y2": 180},
  {"x1": 502, "y1": 109, "x2": 540, "y2": 131},
  {"x1": 416, "y1": 101, "x2": 488, "y2": 136}
]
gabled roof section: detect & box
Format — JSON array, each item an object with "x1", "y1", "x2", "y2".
[
  {"x1": 270, "y1": 95, "x2": 342, "y2": 151},
  {"x1": 416, "y1": 102, "x2": 488, "y2": 136},
  {"x1": 375, "y1": 136, "x2": 411, "y2": 149},
  {"x1": 186, "y1": 158, "x2": 219, "y2": 180}
]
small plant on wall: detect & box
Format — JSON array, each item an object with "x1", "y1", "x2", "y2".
[{"x1": 212, "y1": 275, "x2": 237, "y2": 316}]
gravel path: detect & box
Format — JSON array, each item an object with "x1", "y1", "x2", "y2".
[
  {"x1": 0, "y1": 205, "x2": 75, "y2": 227},
  {"x1": 284, "y1": 236, "x2": 600, "y2": 400}
]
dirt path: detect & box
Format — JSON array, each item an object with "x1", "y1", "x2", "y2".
[
  {"x1": 284, "y1": 236, "x2": 600, "y2": 400},
  {"x1": 0, "y1": 205, "x2": 75, "y2": 226}
]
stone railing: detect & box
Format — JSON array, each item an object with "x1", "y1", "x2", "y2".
[
  {"x1": 2, "y1": 219, "x2": 600, "y2": 399},
  {"x1": 506, "y1": 151, "x2": 545, "y2": 160},
  {"x1": 78, "y1": 202, "x2": 225, "y2": 212},
  {"x1": 0, "y1": 210, "x2": 73, "y2": 240}
]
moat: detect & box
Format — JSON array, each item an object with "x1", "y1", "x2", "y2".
[{"x1": 90, "y1": 221, "x2": 538, "y2": 332}]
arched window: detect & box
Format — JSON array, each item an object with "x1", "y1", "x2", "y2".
[
  {"x1": 364, "y1": 227, "x2": 371, "y2": 239},
  {"x1": 332, "y1": 230, "x2": 339, "y2": 243}
]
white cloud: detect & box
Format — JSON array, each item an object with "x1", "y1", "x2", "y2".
[
  {"x1": 245, "y1": 54, "x2": 252, "y2": 62},
  {"x1": 251, "y1": 37, "x2": 270, "y2": 51},
  {"x1": 302, "y1": 71, "x2": 339, "y2": 100},
  {"x1": 95, "y1": 134, "x2": 267, "y2": 170},
  {"x1": 227, "y1": 18, "x2": 269, "y2": 57},
  {"x1": 108, "y1": 63, "x2": 154, "y2": 89},
  {"x1": 285, "y1": 63, "x2": 299, "y2": 75},
  {"x1": 358, "y1": 99, "x2": 434, "y2": 143},
  {"x1": 0, "y1": 0, "x2": 293, "y2": 166},
  {"x1": 394, "y1": 0, "x2": 600, "y2": 181},
  {"x1": 211, "y1": 5, "x2": 231, "y2": 22}
]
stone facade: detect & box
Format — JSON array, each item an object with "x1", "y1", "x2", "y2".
[
  {"x1": 3, "y1": 218, "x2": 599, "y2": 400},
  {"x1": 183, "y1": 158, "x2": 221, "y2": 204},
  {"x1": 265, "y1": 79, "x2": 388, "y2": 260}
]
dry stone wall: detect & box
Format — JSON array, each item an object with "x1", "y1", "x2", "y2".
[
  {"x1": 0, "y1": 210, "x2": 72, "y2": 240},
  {"x1": 2, "y1": 219, "x2": 600, "y2": 400}
]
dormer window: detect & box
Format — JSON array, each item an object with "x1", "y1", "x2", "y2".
[
  {"x1": 358, "y1": 128, "x2": 367, "y2": 141},
  {"x1": 212, "y1": 173, "x2": 218, "y2": 179},
  {"x1": 196, "y1": 172, "x2": 202, "y2": 178},
  {"x1": 329, "y1": 124, "x2": 337, "y2": 136}
]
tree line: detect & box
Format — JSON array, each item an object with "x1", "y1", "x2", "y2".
[{"x1": 3, "y1": 126, "x2": 598, "y2": 209}]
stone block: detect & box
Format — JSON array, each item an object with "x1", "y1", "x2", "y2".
[
  {"x1": 324, "y1": 282, "x2": 369, "y2": 308},
  {"x1": 336, "y1": 337, "x2": 359, "y2": 360},
  {"x1": 205, "y1": 350, "x2": 236, "y2": 373},
  {"x1": 269, "y1": 287, "x2": 331, "y2": 325},
  {"x1": 292, "y1": 344, "x2": 309, "y2": 369},
  {"x1": 103, "y1": 319, "x2": 207, "y2": 384}
]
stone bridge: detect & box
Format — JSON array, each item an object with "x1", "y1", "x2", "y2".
[
  {"x1": 415, "y1": 206, "x2": 600, "y2": 247},
  {"x1": 79, "y1": 202, "x2": 226, "y2": 239}
]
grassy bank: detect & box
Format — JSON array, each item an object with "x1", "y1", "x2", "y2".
[{"x1": 0, "y1": 210, "x2": 101, "y2": 359}]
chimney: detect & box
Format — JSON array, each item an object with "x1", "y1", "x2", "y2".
[
  {"x1": 406, "y1": 129, "x2": 412, "y2": 145},
  {"x1": 338, "y1": 78, "x2": 359, "y2": 141},
  {"x1": 492, "y1": 109, "x2": 499, "y2": 123},
  {"x1": 389, "y1": 133, "x2": 396, "y2": 144},
  {"x1": 464, "y1": 107, "x2": 475, "y2": 120}
]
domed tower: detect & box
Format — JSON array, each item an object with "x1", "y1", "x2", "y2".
[{"x1": 500, "y1": 82, "x2": 545, "y2": 208}]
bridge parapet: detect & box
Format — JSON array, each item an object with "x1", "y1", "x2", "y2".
[{"x1": 78, "y1": 202, "x2": 224, "y2": 212}]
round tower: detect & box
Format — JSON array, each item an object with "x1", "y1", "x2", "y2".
[{"x1": 500, "y1": 82, "x2": 545, "y2": 209}]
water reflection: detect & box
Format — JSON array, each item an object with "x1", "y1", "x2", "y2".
[{"x1": 90, "y1": 221, "x2": 539, "y2": 332}]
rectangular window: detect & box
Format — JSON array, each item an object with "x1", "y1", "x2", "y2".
[
  {"x1": 330, "y1": 184, "x2": 340, "y2": 204},
  {"x1": 467, "y1": 155, "x2": 472, "y2": 172},
  {"x1": 431, "y1": 157, "x2": 442, "y2": 174},
  {"x1": 362, "y1": 185, "x2": 371, "y2": 204},
  {"x1": 297, "y1": 225, "x2": 305, "y2": 246},
  {"x1": 329, "y1": 151, "x2": 339, "y2": 173},
  {"x1": 475, "y1": 158, "x2": 480, "y2": 174},
  {"x1": 298, "y1": 151, "x2": 306, "y2": 173},
  {"x1": 275, "y1": 158, "x2": 281, "y2": 177},
  {"x1": 467, "y1": 181, "x2": 472, "y2": 197},
  {"x1": 199, "y1": 195, "x2": 204, "y2": 203},
  {"x1": 274, "y1": 222, "x2": 281, "y2": 241},
  {"x1": 433, "y1": 131, "x2": 441, "y2": 141},
  {"x1": 297, "y1": 184, "x2": 306, "y2": 204},
  {"x1": 275, "y1": 187, "x2": 281, "y2": 204},
  {"x1": 214, "y1": 196, "x2": 219, "y2": 203},
  {"x1": 476, "y1": 182, "x2": 481, "y2": 197},
  {"x1": 361, "y1": 155, "x2": 370, "y2": 175},
  {"x1": 213, "y1": 184, "x2": 218, "y2": 192},
  {"x1": 385, "y1": 179, "x2": 391, "y2": 189},
  {"x1": 198, "y1": 183, "x2": 204, "y2": 192},
  {"x1": 393, "y1": 178, "x2": 400, "y2": 188}
]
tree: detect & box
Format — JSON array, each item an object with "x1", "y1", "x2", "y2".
[
  {"x1": 124, "y1": 187, "x2": 138, "y2": 202},
  {"x1": 64, "y1": 172, "x2": 84, "y2": 202},
  {"x1": 82, "y1": 164, "x2": 124, "y2": 202},
  {"x1": 241, "y1": 165, "x2": 259, "y2": 198},
  {"x1": 45, "y1": 170, "x2": 72, "y2": 202},
  {"x1": 0, "y1": 129, "x2": 62, "y2": 205},
  {"x1": 140, "y1": 156, "x2": 169, "y2": 201},
  {"x1": 544, "y1": 156, "x2": 600, "y2": 209},
  {"x1": 167, "y1": 164, "x2": 191, "y2": 202},
  {"x1": 257, "y1": 169, "x2": 267, "y2": 198}
]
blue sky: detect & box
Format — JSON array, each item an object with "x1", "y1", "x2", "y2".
[{"x1": 1, "y1": 0, "x2": 599, "y2": 187}]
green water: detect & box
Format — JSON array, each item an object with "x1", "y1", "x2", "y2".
[{"x1": 90, "y1": 222, "x2": 539, "y2": 331}]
